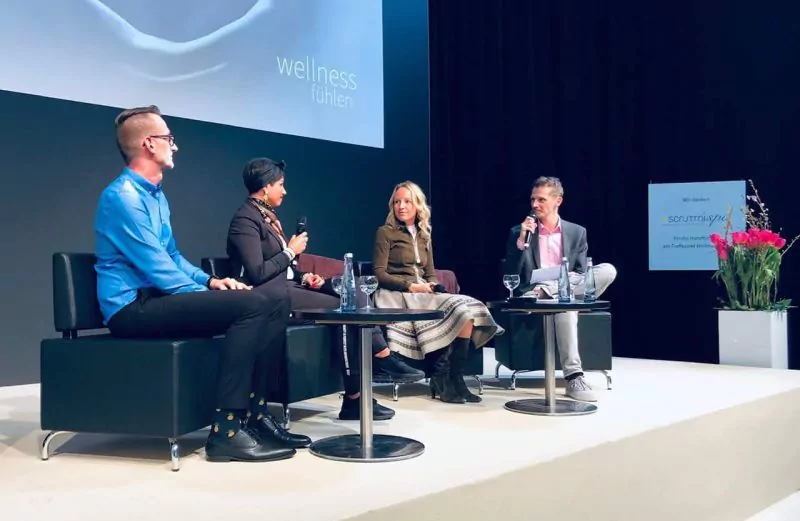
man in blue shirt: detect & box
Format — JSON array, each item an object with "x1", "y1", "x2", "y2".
[{"x1": 95, "y1": 105, "x2": 308, "y2": 463}]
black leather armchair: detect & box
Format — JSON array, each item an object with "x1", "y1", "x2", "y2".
[
  {"x1": 40, "y1": 253, "x2": 343, "y2": 471},
  {"x1": 490, "y1": 310, "x2": 613, "y2": 390},
  {"x1": 492, "y1": 257, "x2": 613, "y2": 389},
  {"x1": 40, "y1": 253, "x2": 225, "y2": 471}
]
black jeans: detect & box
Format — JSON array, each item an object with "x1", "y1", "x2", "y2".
[
  {"x1": 280, "y1": 282, "x2": 387, "y2": 395},
  {"x1": 107, "y1": 288, "x2": 286, "y2": 410}
]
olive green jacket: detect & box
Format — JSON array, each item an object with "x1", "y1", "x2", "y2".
[{"x1": 372, "y1": 221, "x2": 439, "y2": 291}]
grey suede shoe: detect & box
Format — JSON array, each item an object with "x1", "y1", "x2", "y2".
[{"x1": 565, "y1": 375, "x2": 597, "y2": 402}]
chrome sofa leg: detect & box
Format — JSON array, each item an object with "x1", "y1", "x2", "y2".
[
  {"x1": 602, "y1": 370, "x2": 612, "y2": 390},
  {"x1": 392, "y1": 382, "x2": 400, "y2": 402},
  {"x1": 473, "y1": 375, "x2": 484, "y2": 395},
  {"x1": 41, "y1": 430, "x2": 69, "y2": 461},
  {"x1": 508, "y1": 369, "x2": 536, "y2": 390},
  {"x1": 282, "y1": 404, "x2": 291, "y2": 430},
  {"x1": 169, "y1": 438, "x2": 180, "y2": 472}
]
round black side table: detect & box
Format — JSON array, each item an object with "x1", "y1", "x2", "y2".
[{"x1": 488, "y1": 298, "x2": 610, "y2": 416}]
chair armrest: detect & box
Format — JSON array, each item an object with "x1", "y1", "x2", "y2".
[
  {"x1": 355, "y1": 261, "x2": 459, "y2": 294},
  {"x1": 435, "y1": 269, "x2": 460, "y2": 294},
  {"x1": 296, "y1": 254, "x2": 344, "y2": 279}
]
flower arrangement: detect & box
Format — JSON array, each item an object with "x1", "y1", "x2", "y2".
[{"x1": 710, "y1": 180, "x2": 798, "y2": 311}]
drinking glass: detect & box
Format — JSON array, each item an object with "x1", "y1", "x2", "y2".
[
  {"x1": 359, "y1": 276, "x2": 379, "y2": 310},
  {"x1": 502, "y1": 274, "x2": 520, "y2": 299},
  {"x1": 331, "y1": 276, "x2": 343, "y2": 311}
]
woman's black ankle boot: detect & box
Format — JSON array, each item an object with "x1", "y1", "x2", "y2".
[
  {"x1": 429, "y1": 345, "x2": 466, "y2": 404},
  {"x1": 449, "y1": 337, "x2": 482, "y2": 403}
]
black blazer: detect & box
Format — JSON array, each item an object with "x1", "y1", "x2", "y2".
[
  {"x1": 226, "y1": 200, "x2": 303, "y2": 300},
  {"x1": 503, "y1": 218, "x2": 588, "y2": 296}
]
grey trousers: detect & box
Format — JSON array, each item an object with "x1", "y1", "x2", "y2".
[{"x1": 526, "y1": 264, "x2": 617, "y2": 377}]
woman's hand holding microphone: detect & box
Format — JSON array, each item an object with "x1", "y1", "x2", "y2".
[
  {"x1": 287, "y1": 232, "x2": 308, "y2": 256},
  {"x1": 288, "y1": 233, "x2": 325, "y2": 290}
]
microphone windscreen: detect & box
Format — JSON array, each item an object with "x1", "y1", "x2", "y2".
[
  {"x1": 524, "y1": 211, "x2": 536, "y2": 244},
  {"x1": 296, "y1": 216, "x2": 307, "y2": 235}
]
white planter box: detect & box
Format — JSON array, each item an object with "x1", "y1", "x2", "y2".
[{"x1": 718, "y1": 310, "x2": 788, "y2": 369}]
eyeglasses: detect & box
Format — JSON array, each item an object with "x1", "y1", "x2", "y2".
[{"x1": 148, "y1": 134, "x2": 175, "y2": 147}]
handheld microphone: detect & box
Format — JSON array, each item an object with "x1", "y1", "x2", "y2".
[
  {"x1": 523, "y1": 210, "x2": 537, "y2": 247},
  {"x1": 293, "y1": 216, "x2": 307, "y2": 264},
  {"x1": 296, "y1": 216, "x2": 307, "y2": 236}
]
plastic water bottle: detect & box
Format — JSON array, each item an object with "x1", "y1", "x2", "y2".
[
  {"x1": 584, "y1": 257, "x2": 596, "y2": 303},
  {"x1": 341, "y1": 253, "x2": 357, "y2": 312},
  {"x1": 558, "y1": 257, "x2": 571, "y2": 303}
]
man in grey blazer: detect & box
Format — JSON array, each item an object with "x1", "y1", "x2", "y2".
[{"x1": 503, "y1": 176, "x2": 616, "y2": 402}]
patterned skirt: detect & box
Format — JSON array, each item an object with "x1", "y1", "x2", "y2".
[{"x1": 373, "y1": 289, "x2": 504, "y2": 360}]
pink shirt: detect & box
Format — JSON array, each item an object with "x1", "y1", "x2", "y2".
[{"x1": 538, "y1": 220, "x2": 563, "y2": 268}]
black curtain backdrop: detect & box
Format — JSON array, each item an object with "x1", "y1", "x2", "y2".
[{"x1": 428, "y1": 0, "x2": 800, "y2": 366}]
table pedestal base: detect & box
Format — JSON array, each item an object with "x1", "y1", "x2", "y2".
[
  {"x1": 504, "y1": 312, "x2": 599, "y2": 417},
  {"x1": 504, "y1": 398, "x2": 597, "y2": 416},
  {"x1": 292, "y1": 311, "x2": 441, "y2": 464},
  {"x1": 309, "y1": 434, "x2": 424, "y2": 462}
]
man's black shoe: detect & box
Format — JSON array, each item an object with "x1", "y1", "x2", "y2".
[
  {"x1": 205, "y1": 426, "x2": 296, "y2": 462},
  {"x1": 373, "y1": 352, "x2": 425, "y2": 383},
  {"x1": 338, "y1": 396, "x2": 395, "y2": 421},
  {"x1": 246, "y1": 414, "x2": 311, "y2": 448}
]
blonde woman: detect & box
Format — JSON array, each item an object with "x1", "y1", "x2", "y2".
[{"x1": 372, "y1": 181, "x2": 502, "y2": 404}]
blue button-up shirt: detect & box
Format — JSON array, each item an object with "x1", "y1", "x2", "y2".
[{"x1": 95, "y1": 168, "x2": 210, "y2": 323}]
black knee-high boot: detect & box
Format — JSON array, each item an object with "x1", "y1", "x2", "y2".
[
  {"x1": 429, "y1": 345, "x2": 466, "y2": 404},
  {"x1": 449, "y1": 337, "x2": 482, "y2": 403}
]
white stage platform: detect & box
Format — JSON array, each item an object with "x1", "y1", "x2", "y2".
[{"x1": 1, "y1": 351, "x2": 799, "y2": 521}]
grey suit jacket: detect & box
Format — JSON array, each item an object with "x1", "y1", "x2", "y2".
[{"x1": 503, "y1": 218, "x2": 588, "y2": 296}]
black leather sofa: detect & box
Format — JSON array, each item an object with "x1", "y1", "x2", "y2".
[
  {"x1": 203, "y1": 256, "x2": 484, "y2": 401},
  {"x1": 201, "y1": 256, "x2": 348, "y2": 411},
  {"x1": 39, "y1": 253, "x2": 341, "y2": 471}
]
